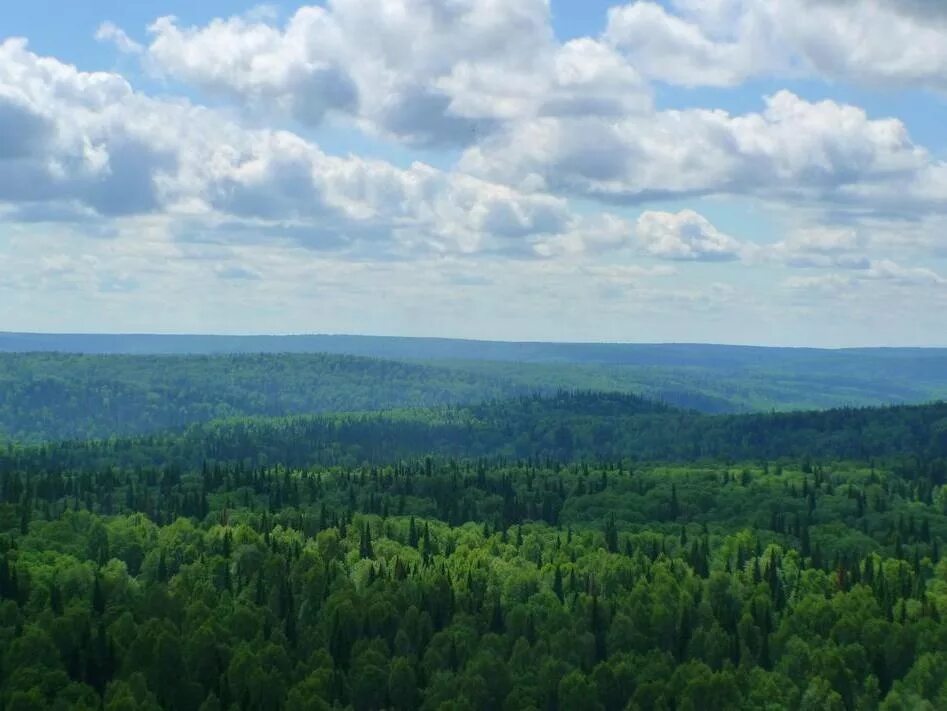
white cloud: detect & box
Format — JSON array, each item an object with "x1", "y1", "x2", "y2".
[
  {"x1": 3, "y1": 3, "x2": 947, "y2": 345},
  {"x1": 604, "y1": 2, "x2": 771, "y2": 87},
  {"x1": 145, "y1": 9, "x2": 359, "y2": 127},
  {"x1": 95, "y1": 22, "x2": 144, "y2": 55},
  {"x1": 864, "y1": 259, "x2": 947, "y2": 286},
  {"x1": 0, "y1": 38, "x2": 175, "y2": 215},
  {"x1": 762, "y1": 226, "x2": 872, "y2": 269},
  {"x1": 101, "y1": 3, "x2": 947, "y2": 231},
  {"x1": 461, "y1": 91, "x2": 940, "y2": 218},
  {"x1": 606, "y1": 0, "x2": 947, "y2": 91},
  {"x1": 0, "y1": 38, "x2": 632, "y2": 260},
  {"x1": 140, "y1": 1, "x2": 649, "y2": 146},
  {"x1": 783, "y1": 227, "x2": 864, "y2": 255},
  {"x1": 845, "y1": 215, "x2": 947, "y2": 256},
  {"x1": 144, "y1": 0, "x2": 947, "y2": 145},
  {"x1": 636, "y1": 209, "x2": 743, "y2": 261},
  {"x1": 775, "y1": 0, "x2": 947, "y2": 90},
  {"x1": 531, "y1": 214, "x2": 633, "y2": 258},
  {"x1": 783, "y1": 259, "x2": 947, "y2": 291}
]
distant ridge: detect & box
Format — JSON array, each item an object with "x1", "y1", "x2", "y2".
[
  {"x1": 7, "y1": 394, "x2": 947, "y2": 471},
  {"x1": 2, "y1": 331, "x2": 946, "y2": 364},
  {"x1": 3, "y1": 336, "x2": 947, "y2": 439}
]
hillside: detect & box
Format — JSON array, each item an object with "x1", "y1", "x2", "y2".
[
  {"x1": 6, "y1": 393, "x2": 947, "y2": 475},
  {"x1": 0, "y1": 352, "x2": 536, "y2": 444},
  {"x1": 4, "y1": 334, "x2": 947, "y2": 416},
  {"x1": 4, "y1": 344, "x2": 947, "y2": 444}
]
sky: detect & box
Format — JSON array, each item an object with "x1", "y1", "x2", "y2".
[{"x1": 2, "y1": 1, "x2": 947, "y2": 346}]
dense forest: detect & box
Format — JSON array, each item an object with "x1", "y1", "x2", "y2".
[
  {"x1": 4, "y1": 343, "x2": 947, "y2": 445},
  {"x1": 0, "y1": 353, "x2": 529, "y2": 444},
  {"x1": 5, "y1": 392, "x2": 947, "y2": 475},
  {"x1": 4, "y1": 352, "x2": 947, "y2": 708},
  {"x1": 2, "y1": 444, "x2": 947, "y2": 709},
  {"x1": 3, "y1": 353, "x2": 738, "y2": 445},
  {"x1": 2, "y1": 390, "x2": 947, "y2": 707}
]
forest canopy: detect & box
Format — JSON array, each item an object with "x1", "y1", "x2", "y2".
[
  {"x1": 2, "y1": 388, "x2": 947, "y2": 708},
  {"x1": 5, "y1": 345, "x2": 947, "y2": 443}
]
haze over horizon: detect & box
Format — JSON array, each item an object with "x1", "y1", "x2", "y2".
[
  {"x1": 3, "y1": 0, "x2": 947, "y2": 346},
  {"x1": 4, "y1": 330, "x2": 947, "y2": 354}
]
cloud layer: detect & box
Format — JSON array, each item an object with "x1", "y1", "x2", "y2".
[
  {"x1": 2, "y1": 0, "x2": 947, "y2": 344},
  {"x1": 0, "y1": 37, "x2": 634, "y2": 259},
  {"x1": 95, "y1": 2, "x2": 947, "y2": 226}
]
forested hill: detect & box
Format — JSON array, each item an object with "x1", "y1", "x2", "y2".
[
  {"x1": 5, "y1": 348, "x2": 947, "y2": 445},
  {"x1": 5, "y1": 333, "x2": 947, "y2": 415},
  {"x1": 0, "y1": 352, "x2": 745, "y2": 445},
  {"x1": 0, "y1": 353, "x2": 531, "y2": 444},
  {"x1": 6, "y1": 393, "x2": 947, "y2": 474},
  {"x1": 1, "y1": 332, "x2": 944, "y2": 368}
]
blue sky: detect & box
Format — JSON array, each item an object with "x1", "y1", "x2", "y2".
[
  {"x1": 2, "y1": 0, "x2": 947, "y2": 345},
  {"x1": 10, "y1": 1, "x2": 944, "y2": 151},
  {"x1": 6, "y1": 1, "x2": 606, "y2": 70}
]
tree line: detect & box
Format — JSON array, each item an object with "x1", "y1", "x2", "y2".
[{"x1": 4, "y1": 392, "x2": 947, "y2": 474}]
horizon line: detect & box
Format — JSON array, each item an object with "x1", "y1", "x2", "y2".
[{"x1": 2, "y1": 331, "x2": 946, "y2": 351}]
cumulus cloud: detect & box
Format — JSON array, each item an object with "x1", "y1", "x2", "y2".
[
  {"x1": 604, "y1": 2, "x2": 771, "y2": 87},
  {"x1": 0, "y1": 38, "x2": 631, "y2": 260},
  {"x1": 635, "y1": 209, "x2": 743, "y2": 261},
  {"x1": 605, "y1": 0, "x2": 947, "y2": 91},
  {"x1": 775, "y1": 0, "x2": 947, "y2": 90},
  {"x1": 0, "y1": 92, "x2": 53, "y2": 160},
  {"x1": 0, "y1": 39, "x2": 176, "y2": 215},
  {"x1": 145, "y1": 10, "x2": 359, "y2": 127},
  {"x1": 138, "y1": 1, "x2": 649, "y2": 146},
  {"x1": 97, "y1": 2, "x2": 947, "y2": 229},
  {"x1": 531, "y1": 214, "x2": 632, "y2": 258},
  {"x1": 461, "y1": 91, "x2": 941, "y2": 218},
  {"x1": 133, "y1": 0, "x2": 947, "y2": 146}
]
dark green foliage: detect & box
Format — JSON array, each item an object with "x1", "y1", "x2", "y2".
[
  {"x1": 1, "y1": 438, "x2": 947, "y2": 708},
  {"x1": 5, "y1": 392, "x2": 947, "y2": 474},
  {"x1": 3, "y1": 383, "x2": 947, "y2": 707},
  {"x1": 6, "y1": 343, "x2": 947, "y2": 444},
  {"x1": 0, "y1": 352, "x2": 528, "y2": 443}
]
